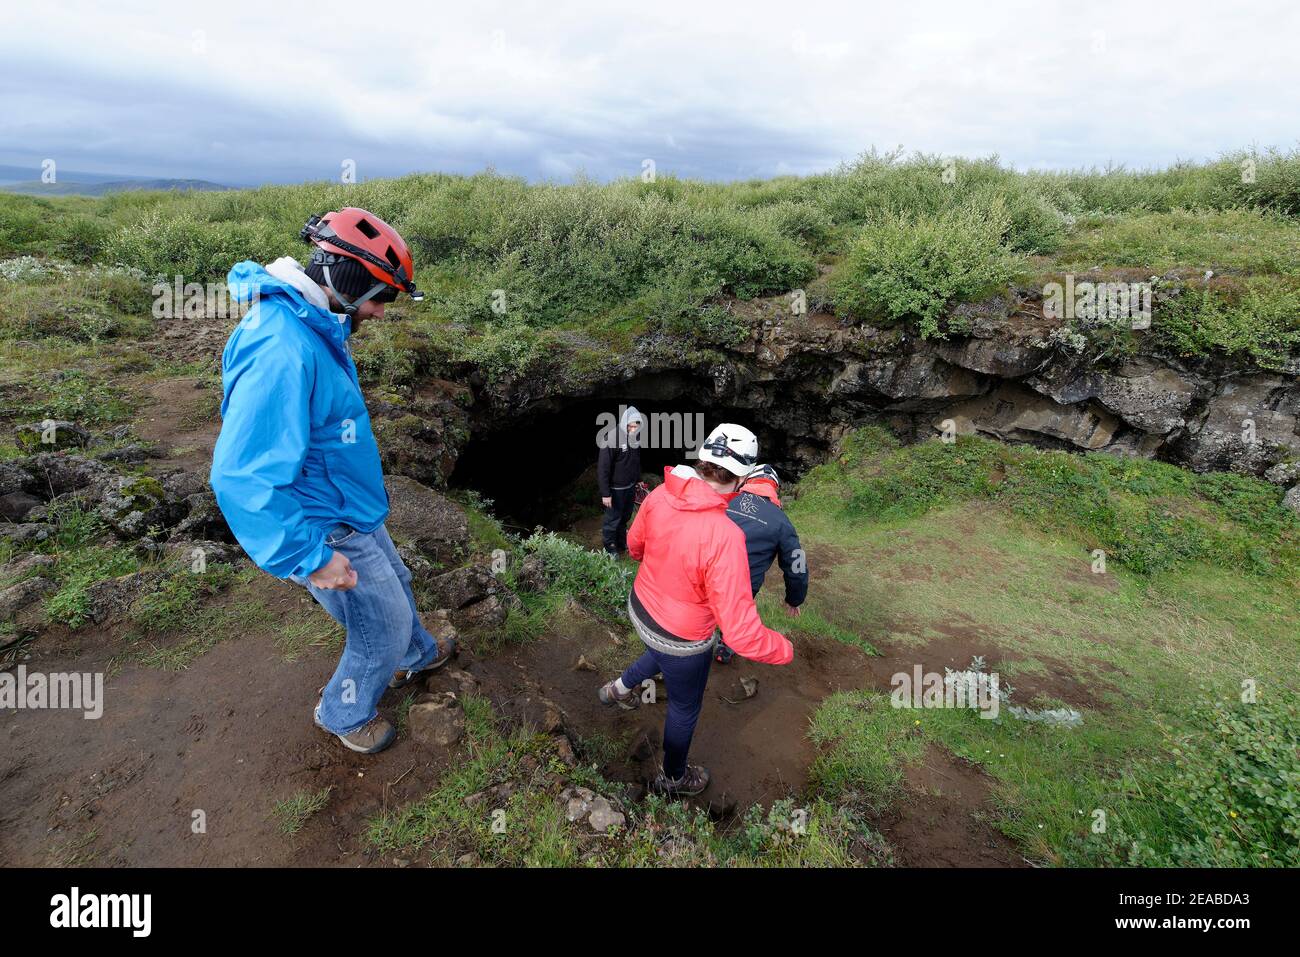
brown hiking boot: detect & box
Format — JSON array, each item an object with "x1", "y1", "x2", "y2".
[
  {"x1": 651, "y1": 764, "x2": 711, "y2": 798},
  {"x1": 313, "y1": 700, "x2": 397, "y2": 754}
]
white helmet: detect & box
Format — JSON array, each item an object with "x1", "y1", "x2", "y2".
[{"x1": 697, "y1": 424, "x2": 759, "y2": 477}]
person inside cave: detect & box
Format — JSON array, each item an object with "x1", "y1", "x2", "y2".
[{"x1": 597, "y1": 405, "x2": 644, "y2": 556}]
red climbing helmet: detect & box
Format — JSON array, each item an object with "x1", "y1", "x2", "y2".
[{"x1": 300, "y1": 207, "x2": 423, "y2": 313}]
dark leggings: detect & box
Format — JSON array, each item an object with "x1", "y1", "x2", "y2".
[
  {"x1": 601, "y1": 486, "x2": 635, "y2": 554},
  {"x1": 621, "y1": 646, "x2": 713, "y2": 780}
]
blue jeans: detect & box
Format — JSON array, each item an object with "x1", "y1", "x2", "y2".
[
  {"x1": 621, "y1": 647, "x2": 713, "y2": 780},
  {"x1": 292, "y1": 523, "x2": 439, "y2": 735}
]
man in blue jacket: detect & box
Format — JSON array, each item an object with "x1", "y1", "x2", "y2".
[
  {"x1": 716, "y1": 464, "x2": 808, "y2": 664},
  {"x1": 211, "y1": 208, "x2": 454, "y2": 754}
]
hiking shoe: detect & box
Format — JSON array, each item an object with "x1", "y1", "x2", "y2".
[
  {"x1": 651, "y1": 764, "x2": 711, "y2": 798},
  {"x1": 313, "y1": 702, "x2": 397, "y2": 754},
  {"x1": 597, "y1": 679, "x2": 639, "y2": 711},
  {"x1": 389, "y1": 635, "x2": 458, "y2": 689}
]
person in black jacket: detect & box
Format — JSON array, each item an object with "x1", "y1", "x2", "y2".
[
  {"x1": 597, "y1": 405, "x2": 643, "y2": 556},
  {"x1": 716, "y1": 463, "x2": 808, "y2": 663}
]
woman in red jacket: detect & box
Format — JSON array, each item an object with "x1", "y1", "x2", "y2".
[{"x1": 597, "y1": 424, "x2": 794, "y2": 797}]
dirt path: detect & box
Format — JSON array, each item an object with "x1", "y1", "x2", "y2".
[
  {"x1": 1, "y1": 589, "x2": 1027, "y2": 867},
  {"x1": 0, "y1": 580, "x2": 452, "y2": 866},
  {"x1": 132, "y1": 376, "x2": 219, "y2": 473},
  {"x1": 469, "y1": 597, "x2": 1027, "y2": 866}
]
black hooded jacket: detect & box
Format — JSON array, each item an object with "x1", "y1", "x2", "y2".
[{"x1": 597, "y1": 406, "x2": 643, "y2": 497}]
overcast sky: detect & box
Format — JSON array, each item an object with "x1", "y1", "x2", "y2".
[{"x1": 2, "y1": 0, "x2": 1296, "y2": 186}]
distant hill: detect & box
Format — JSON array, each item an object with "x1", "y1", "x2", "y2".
[{"x1": 0, "y1": 177, "x2": 230, "y2": 197}]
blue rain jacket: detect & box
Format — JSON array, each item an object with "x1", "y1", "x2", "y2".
[{"x1": 210, "y1": 261, "x2": 388, "y2": 579}]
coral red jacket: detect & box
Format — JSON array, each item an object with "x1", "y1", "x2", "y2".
[{"x1": 628, "y1": 466, "x2": 793, "y2": 665}]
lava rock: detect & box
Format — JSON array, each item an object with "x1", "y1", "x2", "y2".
[
  {"x1": 163, "y1": 539, "x2": 242, "y2": 568},
  {"x1": 96, "y1": 474, "x2": 186, "y2": 541},
  {"x1": 160, "y1": 470, "x2": 210, "y2": 501},
  {"x1": 168, "y1": 491, "x2": 232, "y2": 543},
  {"x1": 1265, "y1": 462, "x2": 1300, "y2": 487},
  {"x1": 1, "y1": 523, "x2": 52, "y2": 545},
  {"x1": 82, "y1": 572, "x2": 156, "y2": 626},
  {"x1": 0, "y1": 577, "x2": 55, "y2": 622},
  {"x1": 1027, "y1": 359, "x2": 1200, "y2": 436},
  {"x1": 514, "y1": 554, "x2": 549, "y2": 593},
  {"x1": 15, "y1": 420, "x2": 90, "y2": 452},
  {"x1": 0, "y1": 459, "x2": 36, "y2": 497},
  {"x1": 1180, "y1": 374, "x2": 1300, "y2": 475},
  {"x1": 0, "y1": 553, "x2": 55, "y2": 579},
  {"x1": 0, "y1": 490, "x2": 43, "y2": 522},
  {"x1": 407, "y1": 692, "x2": 465, "y2": 749},
  {"x1": 428, "y1": 664, "x2": 477, "y2": 698},
  {"x1": 383, "y1": 474, "x2": 470, "y2": 563},
  {"x1": 453, "y1": 592, "x2": 519, "y2": 631},
  {"x1": 429, "y1": 563, "x2": 500, "y2": 610},
  {"x1": 25, "y1": 452, "x2": 113, "y2": 498},
  {"x1": 561, "y1": 787, "x2": 625, "y2": 832},
  {"x1": 1283, "y1": 485, "x2": 1300, "y2": 517},
  {"x1": 95, "y1": 443, "x2": 157, "y2": 465}
]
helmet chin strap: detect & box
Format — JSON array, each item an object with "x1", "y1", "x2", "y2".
[{"x1": 322, "y1": 263, "x2": 389, "y2": 317}]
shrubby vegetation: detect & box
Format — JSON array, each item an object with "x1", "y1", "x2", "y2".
[
  {"x1": 517, "y1": 530, "x2": 633, "y2": 618},
  {"x1": 832, "y1": 199, "x2": 1022, "y2": 338},
  {"x1": 2, "y1": 147, "x2": 1297, "y2": 365},
  {"x1": 1154, "y1": 276, "x2": 1300, "y2": 371},
  {"x1": 1099, "y1": 692, "x2": 1300, "y2": 867}
]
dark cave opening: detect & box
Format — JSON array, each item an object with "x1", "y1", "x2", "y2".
[{"x1": 448, "y1": 390, "x2": 806, "y2": 535}]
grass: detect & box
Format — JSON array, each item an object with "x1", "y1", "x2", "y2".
[
  {"x1": 1049, "y1": 208, "x2": 1300, "y2": 277},
  {"x1": 795, "y1": 426, "x2": 1300, "y2": 580},
  {"x1": 809, "y1": 691, "x2": 927, "y2": 811},
  {"x1": 783, "y1": 426, "x2": 1300, "y2": 866},
  {"x1": 271, "y1": 787, "x2": 332, "y2": 836}
]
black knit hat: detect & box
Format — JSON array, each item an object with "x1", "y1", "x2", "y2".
[{"x1": 305, "y1": 254, "x2": 397, "y2": 304}]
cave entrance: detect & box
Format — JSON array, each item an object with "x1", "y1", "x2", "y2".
[{"x1": 449, "y1": 392, "x2": 804, "y2": 539}]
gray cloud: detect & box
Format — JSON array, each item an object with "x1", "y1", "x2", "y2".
[{"x1": 2, "y1": 0, "x2": 1296, "y2": 186}]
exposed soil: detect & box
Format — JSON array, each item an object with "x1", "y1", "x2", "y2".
[
  {"x1": 879, "y1": 744, "x2": 1025, "y2": 867},
  {"x1": 0, "y1": 580, "x2": 452, "y2": 867},
  {"x1": 0, "y1": 578, "x2": 1033, "y2": 867},
  {"x1": 132, "y1": 376, "x2": 220, "y2": 473},
  {"x1": 472, "y1": 604, "x2": 874, "y2": 815},
  {"x1": 863, "y1": 620, "x2": 1109, "y2": 712}
]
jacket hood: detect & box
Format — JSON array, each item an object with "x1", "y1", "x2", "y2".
[
  {"x1": 617, "y1": 405, "x2": 644, "y2": 449},
  {"x1": 619, "y1": 405, "x2": 643, "y2": 431},
  {"x1": 227, "y1": 259, "x2": 352, "y2": 362},
  {"x1": 739, "y1": 477, "x2": 782, "y2": 507},
  {"x1": 661, "y1": 464, "x2": 727, "y2": 512}
]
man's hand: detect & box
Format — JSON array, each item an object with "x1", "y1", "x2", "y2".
[
  {"x1": 601, "y1": 496, "x2": 612, "y2": 509},
  {"x1": 784, "y1": 602, "x2": 802, "y2": 618},
  {"x1": 309, "y1": 552, "x2": 357, "y2": 590}
]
